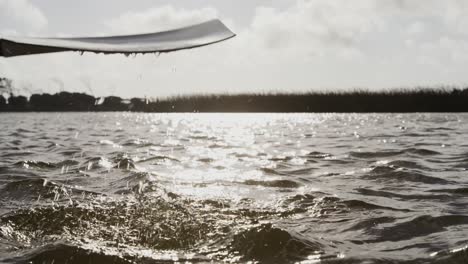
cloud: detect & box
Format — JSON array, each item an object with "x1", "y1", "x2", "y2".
[
  {"x1": 105, "y1": 5, "x2": 218, "y2": 34},
  {"x1": 250, "y1": 0, "x2": 382, "y2": 54},
  {"x1": 0, "y1": 0, "x2": 47, "y2": 35}
]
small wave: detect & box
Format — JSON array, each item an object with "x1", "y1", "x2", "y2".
[
  {"x1": 284, "y1": 167, "x2": 316, "y2": 175},
  {"x1": 388, "y1": 160, "x2": 428, "y2": 170},
  {"x1": 229, "y1": 223, "x2": 322, "y2": 263},
  {"x1": 281, "y1": 193, "x2": 408, "y2": 216},
  {"x1": 113, "y1": 158, "x2": 136, "y2": 170},
  {"x1": 0, "y1": 166, "x2": 41, "y2": 180},
  {"x1": 269, "y1": 156, "x2": 293, "y2": 162},
  {"x1": 55, "y1": 160, "x2": 80, "y2": 167},
  {"x1": 260, "y1": 168, "x2": 287, "y2": 176},
  {"x1": 342, "y1": 200, "x2": 410, "y2": 212},
  {"x1": 356, "y1": 188, "x2": 451, "y2": 200},
  {"x1": 13, "y1": 160, "x2": 80, "y2": 172},
  {"x1": 429, "y1": 188, "x2": 468, "y2": 195},
  {"x1": 370, "y1": 165, "x2": 396, "y2": 174},
  {"x1": 430, "y1": 245, "x2": 468, "y2": 264},
  {"x1": 137, "y1": 155, "x2": 180, "y2": 163},
  {"x1": 0, "y1": 178, "x2": 101, "y2": 203},
  {"x1": 365, "y1": 166, "x2": 451, "y2": 184},
  {"x1": 350, "y1": 150, "x2": 403, "y2": 159},
  {"x1": 208, "y1": 143, "x2": 230, "y2": 149},
  {"x1": 454, "y1": 162, "x2": 468, "y2": 170},
  {"x1": 425, "y1": 127, "x2": 456, "y2": 132},
  {"x1": 1, "y1": 152, "x2": 35, "y2": 158},
  {"x1": 260, "y1": 167, "x2": 315, "y2": 177},
  {"x1": 367, "y1": 215, "x2": 468, "y2": 242},
  {"x1": 3, "y1": 243, "x2": 131, "y2": 264},
  {"x1": 80, "y1": 157, "x2": 113, "y2": 171},
  {"x1": 306, "y1": 151, "x2": 332, "y2": 159},
  {"x1": 198, "y1": 158, "x2": 215, "y2": 163},
  {"x1": 404, "y1": 132, "x2": 426, "y2": 137},
  {"x1": 120, "y1": 139, "x2": 152, "y2": 147},
  {"x1": 312, "y1": 248, "x2": 468, "y2": 264},
  {"x1": 57, "y1": 147, "x2": 84, "y2": 156},
  {"x1": 405, "y1": 148, "x2": 441, "y2": 156},
  {"x1": 242, "y1": 179, "x2": 302, "y2": 188},
  {"x1": 13, "y1": 161, "x2": 57, "y2": 170},
  {"x1": 350, "y1": 148, "x2": 440, "y2": 159},
  {"x1": 0, "y1": 178, "x2": 56, "y2": 201},
  {"x1": 188, "y1": 135, "x2": 218, "y2": 140},
  {"x1": 282, "y1": 193, "x2": 318, "y2": 208},
  {"x1": 344, "y1": 216, "x2": 396, "y2": 232},
  {"x1": 15, "y1": 128, "x2": 34, "y2": 133},
  {"x1": 111, "y1": 172, "x2": 164, "y2": 195}
]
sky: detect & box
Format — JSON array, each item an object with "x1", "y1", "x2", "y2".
[{"x1": 1, "y1": 0, "x2": 468, "y2": 98}]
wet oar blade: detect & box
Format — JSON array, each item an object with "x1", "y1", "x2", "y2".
[{"x1": 0, "y1": 19, "x2": 235, "y2": 57}]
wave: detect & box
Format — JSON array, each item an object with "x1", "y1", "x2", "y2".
[
  {"x1": 260, "y1": 167, "x2": 315, "y2": 177},
  {"x1": 405, "y1": 148, "x2": 441, "y2": 156},
  {"x1": 0, "y1": 166, "x2": 41, "y2": 180},
  {"x1": 311, "y1": 247, "x2": 468, "y2": 263},
  {"x1": 350, "y1": 150, "x2": 403, "y2": 159},
  {"x1": 113, "y1": 158, "x2": 136, "y2": 170},
  {"x1": 0, "y1": 178, "x2": 56, "y2": 201},
  {"x1": 136, "y1": 155, "x2": 180, "y2": 163},
  {"x1": 3, "y1": 243, "x2": 131, "y2": 264},
  {"x1": 350, "y1": 148, "x2": 441, "y2": 159},
  {"x1": 356, "y1": 188, "x2": 451, "y2": 201},
  {"x1": 13, "y1": 161, "x2": 57, "y2": 170},
  {"x1": 344, "y1": 216, "x2": 396, "y2": 232},
  {"x1": 242, "y1": 179, "x2": 302, "y2": 188},
  {"x1": 12, "y1": 160, "x2": 80, "y2": 172},
  {"x1": 425, "y1": 127, "x2": 456, "y2": 132},
  {"x1": 0, "y1": 178, "x2": 102, "y2": 203},
  {"x1": 306, "y1": 151, "x2": 333, "y2": 159},
  {"x1": 364, "y1": 166, "x2": 451, "y2": 184},
  {"x1": 388, "y1": 160, "x2": 430, "y2": 170},
  {"x1": 281, "y1": 193, "x2": 409, "y2": 216},
  {"x1": 429, "y1": 188, "x2": 468, "y2": 195},
  {"x1": 260, "y1": 167, "x2": 287, "y2": 176},
  {"x1": 229, "y1": 223, "x2": 322, "y2": 263},
  {"x1": 0, "y1": 194, "x2": 235, "y2": 253},
  {"x1": 342, "y1": 200, "x2": 410, "y2": 212},
  {"x1": 1, "y1": 151, "x2": 35, "y2": 158},
  {"x1": 367, "y1": 215, "x2": 468, "y2": 242}
]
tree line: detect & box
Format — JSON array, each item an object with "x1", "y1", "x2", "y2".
[{"x1": 1, "y1": 88, "x2": 468, "y2": 112}]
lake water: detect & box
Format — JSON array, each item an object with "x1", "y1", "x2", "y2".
[{"x1": 0, "y1": 112, "x2": 468, "y2": 263}]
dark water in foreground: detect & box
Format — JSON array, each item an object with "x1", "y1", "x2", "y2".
[{"x1": 0, "y1": 113, "x2": 468, "y2": 264}]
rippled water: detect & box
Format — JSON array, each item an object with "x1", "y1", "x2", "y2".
[{"x1": 0, "y1": 112, "x2": 468, "y2": 263}]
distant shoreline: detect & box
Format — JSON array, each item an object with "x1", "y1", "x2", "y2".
[{"x1": 1, "y1": 88, "x2": 468, "y2": 113}]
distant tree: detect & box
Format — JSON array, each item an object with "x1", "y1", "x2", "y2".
[
  {"x1": 8, "y1": 95, "x2": 28, "y2": 109},
  {"x1": 0, "y1": 94, "x2": 6, "y2": 106},
  {"x1": 462, "y1": 88, "x2": 468, "y2": 96},
  {"x1": 129, "y1": 98, "x2": 146, "y2": 111},
  {"x1": 100, "y1": 96, "x2": 127, "y2": 111},
  {"x1": 0, "y1": 77, "x2": 13, "y2": 94}
]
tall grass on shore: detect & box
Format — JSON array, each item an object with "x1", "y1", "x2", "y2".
[{"x1": 1, "y1": 87, "x2": 468, "y2": 112}]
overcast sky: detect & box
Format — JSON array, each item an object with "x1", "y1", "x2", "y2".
[{"x1": 1, "y1": 0, "x2": 468, "y2": 98}]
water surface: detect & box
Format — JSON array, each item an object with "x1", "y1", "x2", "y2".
[{"x1": 0, "y1": 113, "x2": 467, "y2": 263}]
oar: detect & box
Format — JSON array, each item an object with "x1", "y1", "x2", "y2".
[{"x1": 0, "y1": 19, "x2": 235, "y2": 57}]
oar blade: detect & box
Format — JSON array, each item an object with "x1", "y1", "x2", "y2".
[{"x1": 0, "y1": 19, "x2": 235, "y2": 57}]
